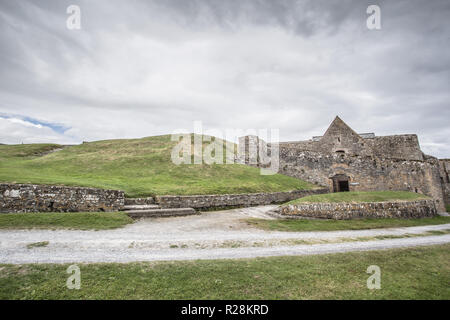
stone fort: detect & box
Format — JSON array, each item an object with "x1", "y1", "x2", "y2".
[{"x1": 239, "y1": 116, "x2": 449, "y2": 212}]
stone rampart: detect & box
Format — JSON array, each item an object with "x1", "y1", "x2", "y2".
[{"x1": 0, "y1": 183, "x2": 124, "y2": 213}]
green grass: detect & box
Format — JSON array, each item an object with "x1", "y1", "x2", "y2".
[
  {"x1": 0, "y1": 244, "x2": 449, "y2": 299},
  {"x1": 245, "y1": 216, "x2": 450, "y2": 232},
  {"x1": 0, "y1": 212, "x2": 133, "y2": 230},
  {"x1": 446, "y1": 204, "x2": 450, "y2": 213},
  {"x1": 286, "y1": 191, "x2": 430, "y2": 205},
  {"x1": 0, "y1": 136, "x2": 316, "y2": 197}
]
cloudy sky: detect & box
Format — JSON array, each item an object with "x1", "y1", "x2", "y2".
[{"x1": 0, "y1": 0, "x2": 449, "y2": 157}]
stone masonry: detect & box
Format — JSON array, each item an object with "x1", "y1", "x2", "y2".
[
  {"x1": 239, "y1": 116, "x2": 447, "y2": 212},
  {"x1": 439, "y1": 159, "x2": 450, "y2": 205},
  {"x1": 156, "y1": 189, "x2": 328, "y2": 209},
  {"x1": 0, "y1": 183, "x2": 124, "y2": 213},
  {"x1": 275, "y1": 199, "x2": 437, "y2": 220}
]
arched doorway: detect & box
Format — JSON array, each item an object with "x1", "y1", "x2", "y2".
[{"x1": 331, "y1": 174, "x2": 350, "y2": 192}]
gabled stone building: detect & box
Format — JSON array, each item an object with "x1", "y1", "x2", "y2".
[{"x1": 239, "y1": 116, "x2": 448, "y2": 212}]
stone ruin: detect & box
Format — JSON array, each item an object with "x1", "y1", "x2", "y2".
[{"x1": 239, "y1": 116, "x2": 448, "y2": 212}]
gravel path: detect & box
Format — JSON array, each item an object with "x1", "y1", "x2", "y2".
[{"x1": 1, "y1": 205, "x2": 449, "y2": 264}]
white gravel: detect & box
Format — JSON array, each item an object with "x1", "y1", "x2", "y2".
[{"x1": 1, "y1": 205, "x2": 449, "y2": 264}]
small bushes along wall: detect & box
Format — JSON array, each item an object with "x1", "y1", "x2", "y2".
[
  {"x1": 156, "y1": 189, "x2": 329, "y2": 209},
  {"x1": 275, "y1": 199, "x2": 437, "y2": 220},
  {"x1": 0, "y1": 183, "x2": 124, "y2": 213}
]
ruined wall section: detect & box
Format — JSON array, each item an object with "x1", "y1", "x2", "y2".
[
  {"x1": 439, "y1": 159, "x2": 450, "y2": 205},
  {"x1": 238, "y1": 135, "x2": 272, "y2": 168},
  {"x1": 277, "y1": 148, "x2": 446, "y2": 211},
  {"x1": 237, "y1": 135, "x2": 260, "y2": 165},
  {"x1": 274, "y1": 134, "x2": 424, "y2": 161},
  {"x1": 237, "y1": 116, "x2": 442, "y2": 210},
  {"x1": 278, "y1": 140, "x2": 317, "y2": 151},
  {"x1": 366, "y1": 135, "x2": 423, "y2": 161},
  {"x1": 156, "y1": 189, "x2": 328, "y2": 209},
  {"x1": 0, "y1": 183, "x2": 124, "y2": 213},
  {"x1": 275, "y1": 199, "x2": 437, "y2": 220}
]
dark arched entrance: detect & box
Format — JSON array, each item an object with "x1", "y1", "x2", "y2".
[{"x1": 331, "y1": 174, "x2": 350, "y2": 192}]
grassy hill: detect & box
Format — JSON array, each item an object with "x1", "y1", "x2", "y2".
[{"x1": 0, "y1": 135, "x2": 316, "y2": 197}]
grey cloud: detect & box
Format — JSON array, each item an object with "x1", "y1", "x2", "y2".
[{"x1": 0, "y1": 0, "x2": 449, "y2": 157}]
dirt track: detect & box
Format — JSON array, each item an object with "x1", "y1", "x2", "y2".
[{"x1": 1, "y1": 206, "x2": 449, "y2": 264}]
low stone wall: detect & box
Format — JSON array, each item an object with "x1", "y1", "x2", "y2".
[
  {"x1": 275, "y1": 199, "x2": 437, "y2": 220},
  {"x1": 125, "y1": 197, "x2": 155, "y2": 205},
  {"x1": 155, "y1": 188, "x2": 328, "y2": 209},
  {"x1": 0, "y1": 183, "x2": 124, "y2": 213}
]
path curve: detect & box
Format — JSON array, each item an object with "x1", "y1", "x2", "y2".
[{"x1": 1, "y1": 206, "x2": 449, "y2": 264}]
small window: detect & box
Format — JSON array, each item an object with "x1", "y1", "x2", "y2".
[{"x1": 335, "y1": 150, "x2": 345, "y2": 154}]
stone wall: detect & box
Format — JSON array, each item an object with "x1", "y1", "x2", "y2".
[
  {"x1": 264, "y1": 117, "x2": 424, "y2": 161},
  {"x1": 0, "y1": 183, "x2": 124, "y2": 213},
  {"x1": 237, "y1": 117, "x2": 444, "y2": 210},
  {"x1": 125, "y1": 197, "x2": 155, "y2": 205},
  {"x1": 156, "y1": 188, "x2": 328, "y2": 209},
  {"x1": 275, "y1": 199, "x2": 437, "y2": 220},
  {"x1": 276, "y1": 149, "x2": 446, "y2": 212},
  {"x1": 366, "y1": 135, "x2": 424, "y2": 161},
  {"x1": 279, "y1": 135, "x2": 424, "y2": 161},
  {"x1": 439, "y1": 159, "x2": 450, "y2": 205}
]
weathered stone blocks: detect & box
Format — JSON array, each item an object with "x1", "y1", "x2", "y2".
[
  {"x1": 124, "y1": 197, "x2": 155, "y2": 205},
  {"x1": 156, "y1": 189, "x2": 328, "y2": 209},
  {"x1": 0, "y1": 183, "x2": 124, "y2": 213},
  {"x1": 275, "y1": 199, "x2": 437, "y2": 220}
]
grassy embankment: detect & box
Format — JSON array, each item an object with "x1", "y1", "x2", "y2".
[
  {"x1": 246, "y1": 191, "x2": 450, "y2": 232},
  {"x1": 0, "y1": 135, "x2": 316, "y2": 198},
  {"x1": 246, "y1": 215, "x2": 450, "y2": 232},
  {"x1": 0, "y1": 212, "x2": 133, "y2": 230},
  {"x1": 286, "y1": 191, "x2": 430, "y2": 204},
  {"x1": 1, "y1": 244, "x2": 449, "y2": 299}
]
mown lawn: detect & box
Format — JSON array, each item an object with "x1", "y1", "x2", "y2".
[
  {"x1": 0, "y1": 212, "x2": 133, "y2": 230},
  {"x1": 245, "y1": 216, "x2": 450, "y2": 232},
  {"x1": 0, "y1": 244, "x2": 449, "y2": 299},
  {"x1": 286, "y1": 191, "x2": 430, "y2": 205},
  {"x1": 0, "y1": 136, "x2": 316, "y2": 197}
]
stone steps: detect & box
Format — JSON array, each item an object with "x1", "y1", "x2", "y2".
[
  {"x1": 125, "y1": 208, "x2": 197, "y2": 219},
  {"x1": 123, "y1": 196, "x2": 197, "y2": 219},
  {"x1": 121, "y1": 204, "x2": 160, "y2": 211}
]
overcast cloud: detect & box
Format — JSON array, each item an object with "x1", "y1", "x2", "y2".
[{"x1": 0, "y1": 0, "x2": 449, "y2": 157}]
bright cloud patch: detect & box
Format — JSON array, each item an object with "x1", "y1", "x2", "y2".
[{"x1": 0, "y1": 116, "x2": 75, "y2": 144}]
